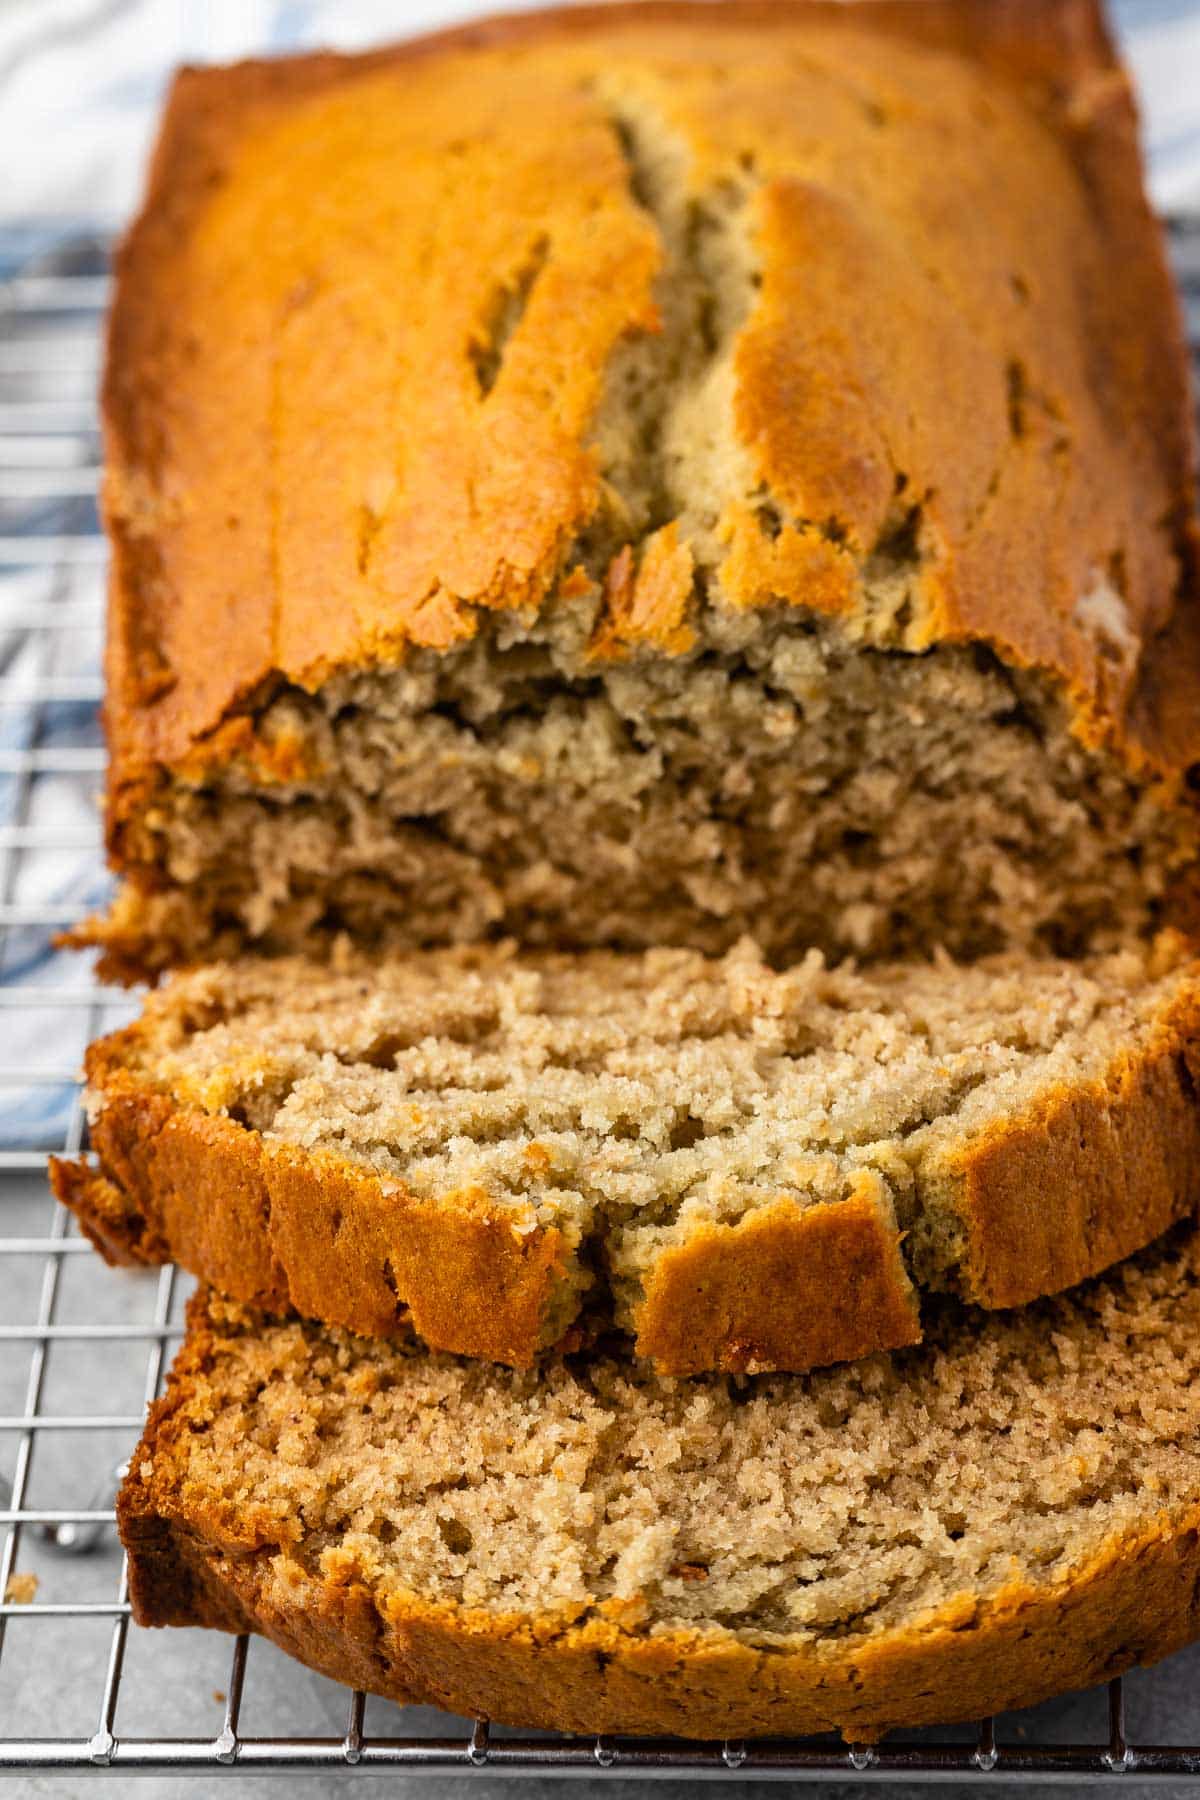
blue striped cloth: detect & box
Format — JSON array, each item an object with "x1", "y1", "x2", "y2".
[{"x1": 0, "y1": 0, "x2": 1197, "y2": 1150}]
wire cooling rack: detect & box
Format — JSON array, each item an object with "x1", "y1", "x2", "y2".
[{"x1": 5, "y1": 225, "x2": 1200, "y2": 1786}]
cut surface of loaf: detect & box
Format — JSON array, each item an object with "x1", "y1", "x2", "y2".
[
  {"x1": 85, "y1": 0, "x2": 1200, "y2": 981},
  {"x1": 53, "y1": 936, "x2": 1200, "y2": 1374},
  {"x1": 122, "y1": 1231, "x2": 1200, "y2": 1740}
]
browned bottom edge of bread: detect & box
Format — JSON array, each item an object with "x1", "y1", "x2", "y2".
[{"x1": 119, "y1": 1235, "x2": 1200, "y2": 1742}]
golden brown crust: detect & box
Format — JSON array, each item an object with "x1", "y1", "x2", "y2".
[
  {"x1": 56, "y1": 1090, "x2": 922, "y2": 1377},
  {"x1": 942, "y1": 1001, "x2": 1200, "y2": 1307},
  {"x1": 632, "y1": 1179, "x2": 922, "y2": 1376},
  {"x1": 127, "y1": 1514, "x2": 1200, "y2": 1740},
  {"x1": 101, "y1": 0, "x2": 1199, "y2": 887},
  {"x1": 630, "y1": 984, "x2": 1200, "y2": 1364},
  {"x1": 118, "y1": 1286, "x2": 1200, "y2": 1741},
  {"x1": 52, "y1": 959, "x2": 1200, "y2": 1375},
  {"x1": 52, "y1": 1082, "x2": 570, "y2": 1369}
]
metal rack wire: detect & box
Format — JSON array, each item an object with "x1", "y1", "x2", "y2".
[{"x1": 4, "y1": 222, "x2": 1200, "y2": 1783}]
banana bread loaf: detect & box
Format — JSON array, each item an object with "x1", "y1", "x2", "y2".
[
  {"x1": 82, "y1": 0, "x2": 1200, "y2": 982},
  {"x1": 121, "y1": 1227, "x2": 1200, "y2": 1741},
  {"x1": 53, "y1": 934, "x2": 1200, "y2": 1374}
]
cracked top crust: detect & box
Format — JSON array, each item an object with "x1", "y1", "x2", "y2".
[{"x1": 104, "y1": 0, "x2": 1199, "y2": 815}]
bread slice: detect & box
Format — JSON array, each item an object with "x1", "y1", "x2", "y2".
[
  {"x1": 53, "y1": 935, "x2": 1200, "y2": 1375},
  {"x1": 121, "y1": 1229, "x2": 1200, "y2": 1741},
  {"x1": 82, "y1": 2, "x2": 1200, "y2": 984}
]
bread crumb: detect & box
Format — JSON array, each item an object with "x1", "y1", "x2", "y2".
[
  {"x1": 91, "y1": 931, "x2": 1200, "y2": 1369},
  {"x1": 126, "y1": 1226, "x2": 1200, "y2": 1736}
]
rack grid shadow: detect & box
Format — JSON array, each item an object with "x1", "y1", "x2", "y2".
[{"x1": 4, "y1": 223, "x2": 1200, "y2": 1783}]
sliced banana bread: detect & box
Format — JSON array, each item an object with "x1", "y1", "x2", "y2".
[
  {"x1": 53, "y1": 935, "x2": 1200, "y2": 1375},
  {"x1": 122, "y1": 1228, "x2": 1200, "y2": 1740},
  {"x1": 83, "y1": 0, "x2": 1200, "y2": 982}
]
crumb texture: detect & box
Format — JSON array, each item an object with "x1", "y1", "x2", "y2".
[
  {"x1": 101, "y1": 634, "x2": 1200, "y2": 979},
  {"x1": 94, "y1": 2, "x2": 1200, "y2": 979},
  {"x1": 65, "y1": 936, "x2": 1200, "y2": 1371},
  {"x1": 122, "y1": 1230, "x2": 1200, "y2": 1737}
]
